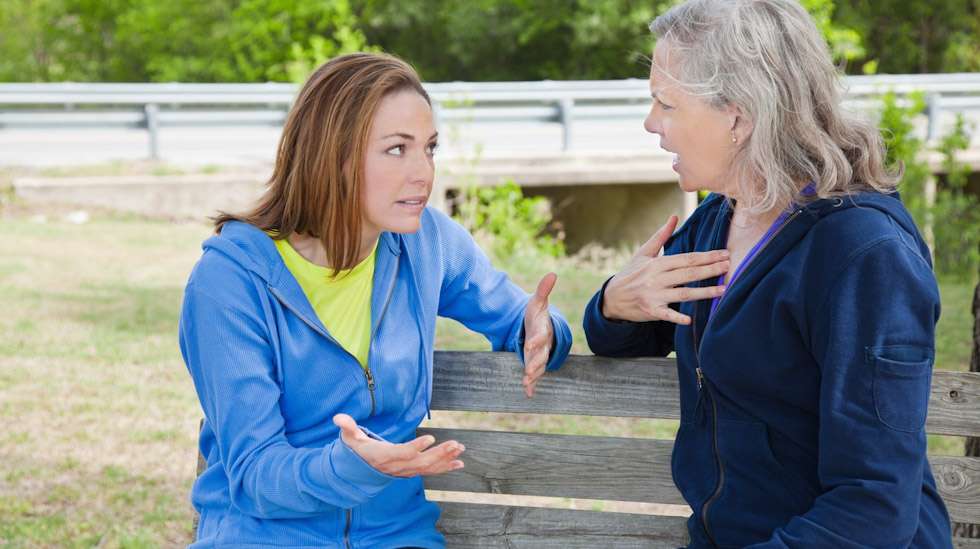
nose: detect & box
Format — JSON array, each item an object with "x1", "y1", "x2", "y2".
[
  {"x1": 412, "y1": 148, "x2": 434, "y2": 189},
  {"x1": 644, "y1": 104, "x2": 662, "y2": 135}
]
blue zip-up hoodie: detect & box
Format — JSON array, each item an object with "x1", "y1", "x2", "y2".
[
  {"x1": 584, "y1": 192, "x2": 952, "y2": 548},
  {"x1": 180, "y1": 207, "x2": 572, "y2": 548}
]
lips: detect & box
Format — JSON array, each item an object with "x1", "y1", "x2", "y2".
[{"x1": 395, "y1": 195, "x2": 427, "y2": 206}]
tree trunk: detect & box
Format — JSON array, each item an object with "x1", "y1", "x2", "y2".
[{"x1": 952, "y1": 273, "x2": 980, "y2": 538}]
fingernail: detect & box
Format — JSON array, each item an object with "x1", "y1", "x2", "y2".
[{"x1": 720, "y1": 250, "x2": 730, "y2": 257}]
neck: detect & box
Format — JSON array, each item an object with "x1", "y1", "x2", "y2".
[
  {"x1": 288, "y1": 230, "x2": 380, "y2": 269},
  {"x1": 730, "y1": 200, "x2": 782, "y2": 231}
]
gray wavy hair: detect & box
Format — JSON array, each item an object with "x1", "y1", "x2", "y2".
[{"x1": 650, "y1": 0, "x2": 899, "y2": 213}]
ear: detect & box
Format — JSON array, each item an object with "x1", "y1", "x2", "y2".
[{"x1": 724, "y1": 103, "x2": 753, "y2": 143}]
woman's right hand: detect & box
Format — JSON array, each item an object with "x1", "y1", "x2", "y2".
[
  {"x1": 333, "y1": 414, "x2": 464, "y2": 477},
  {"x1": 602, "y1": 215, "x2": 730, "y2": 324}
]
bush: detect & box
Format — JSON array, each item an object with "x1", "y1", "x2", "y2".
[
  {"x1": 879, "y1": 91, "x2": 931, "y2": 226},
  {"x1": 879, "y1": 92, "x2": 977, "y2": 280},
  {"x1": 453, "y1": 180, "x2": 564, "y2": 262},
  {"x1": 932, "y1": 114, "x2": 979, "y2": 279}
]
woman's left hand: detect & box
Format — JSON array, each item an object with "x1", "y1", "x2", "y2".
[{"x1": 522, "y1": 272, "x2": 557, "y2": 398}]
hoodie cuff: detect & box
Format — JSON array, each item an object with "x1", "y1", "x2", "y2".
[{"x1": 316, "y1": 437, "x2": 397, "y2": 505}]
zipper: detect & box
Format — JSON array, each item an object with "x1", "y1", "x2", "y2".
[
  {"x1": 270, "y1": 251, "x2": 398, "y2": 418},
  {"x1": 364, "y1": 368, "x2": 377, "y2": 415},
  {"x1": 699, "y1": 372, "x2": 723, "y2": 548},
  {"x1": 363, "y1": 257, "x2": 398, "y2": 416},
  {"x1": 344, "y1": 508, "x2": 352, "y2": 548},
  {"x1": 690, "y1": 209, "x2": 802, "y2": 547}
]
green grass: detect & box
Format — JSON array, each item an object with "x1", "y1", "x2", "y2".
[{"x1": 0, "y1": 202, "x2": 974, "y2": 545}]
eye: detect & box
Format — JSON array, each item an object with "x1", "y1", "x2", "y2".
[
  {"x1": 385, "y1": 144, "x2": 405, "y2": 156},
  {"x1": 654, "y1": 97, "x2": 674, "y2": 111},
  {"x1": 426, "y1": 142, "x2": 439, "y2": 156}
]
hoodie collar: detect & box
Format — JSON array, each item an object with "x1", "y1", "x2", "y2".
[
  {"x1": 204, "y1": 221, "x2": 403, "y2": 286},
  {"x1": 203, "y1": 221, "x2": 405, "y2": 338}
]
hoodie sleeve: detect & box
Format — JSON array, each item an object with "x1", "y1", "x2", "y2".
[
  {"x1": 747, "y1": 236, "x2": 942, "y2": 548},
  {"x1": 432, "y1": 211, "x2": 571, "y2": 371},
  {"x1": 180, "y1": 281, "x2": 395, "y2": 519}
]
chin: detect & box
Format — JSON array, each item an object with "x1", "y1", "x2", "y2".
[
  {"x1": 677, "y1": 176, "x2": 700, "y2": 194},
  {"x1": 384, "y1": 217, "x2": 423, "y2": 234}
]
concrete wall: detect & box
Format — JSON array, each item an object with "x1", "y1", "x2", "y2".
[{"x1": 526, "y1": 183, "x2": 689, "y2": 252}]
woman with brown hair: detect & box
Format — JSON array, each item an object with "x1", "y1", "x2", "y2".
[{"x1": 179, "y1": 52, "x2": 572, "y2": 548}]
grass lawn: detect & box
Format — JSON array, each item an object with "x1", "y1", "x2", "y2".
[{"x1": 0, "y1": 202, "x2": 974, "y2": 546}]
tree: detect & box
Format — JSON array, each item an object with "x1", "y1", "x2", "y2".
[
  {"x1": 834, "y1": 0, "x2": 980, "y2": 74},
  {"x1": 0, "y1": 0, "x2": 372, "y2": 83},
  {"x1": 355, "y1": 0, "x2": 667, "y2": 81},
  {"x1": 355, "y1": 0, "x2": 865, "y2": 82}
]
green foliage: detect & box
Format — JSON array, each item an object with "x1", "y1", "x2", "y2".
[
  {"x1": 1, "y1": 0, "x2": 972, "y2": 81},
  {"x1": 356, "y1": 0, "x2": 662, "y2": 81},
  {"x1": 833, "y1": 0, "x2": 980, "y2": 74},
  {"x1": 879, "y1": 93, "x2": 978, "y2": 281},
  {"x1": 879, "y1": 92, "x2": 930, "y2": 227},
  {"x1": 932, "y1": 115, "x2": 979, "y2": 279},
  {"x1": 0, "y1": 0, "x2": 371, "y2": 82},
  {"x1": 218, "y1": 0, "x2": 373, "y2": 82},
  {"x1": 453, "y1": 180, "x2": 564, "y2": 261},
  {"x1": 358, "y1": 0, "x2": 863, "y2": 81},
  {"x1": 799, "y1": 0, "x2": 865, "y2": 62}
]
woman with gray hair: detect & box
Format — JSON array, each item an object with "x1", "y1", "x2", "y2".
[{"x1": 583, "y1": 0, "x2": 952, "y2": 547}]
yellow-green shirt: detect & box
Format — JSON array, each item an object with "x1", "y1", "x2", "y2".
[{"x1": 273, "y1": 237, "x2": 376, "y2": 369}]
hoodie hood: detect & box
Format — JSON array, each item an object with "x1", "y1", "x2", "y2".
[{"x1": 800, "y1": 191, "x2": 931, "y2": 265}]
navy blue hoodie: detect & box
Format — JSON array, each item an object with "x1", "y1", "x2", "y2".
[{"x1": 584, "y1": 192, "x2": 952, "y2": 548}]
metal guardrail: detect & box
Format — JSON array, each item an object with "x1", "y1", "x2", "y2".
[{"x1": 1, "y1": 74, "x2": 978, "y2": 159}]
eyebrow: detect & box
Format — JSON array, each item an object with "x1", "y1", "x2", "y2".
[
  {"x1": 650, "y1": 89, "x2": 673, "y2": 103},
  {"x1": 381, "y1": 131, "x2": 439, "y2": 141}
]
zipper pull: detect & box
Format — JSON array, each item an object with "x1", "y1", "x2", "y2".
[
  {"x1": 365, "y1": 368, "x2": 376, "y2": 391},
  {"x1": 696, "y1": 367, "x2": 704, "y2": 391}
]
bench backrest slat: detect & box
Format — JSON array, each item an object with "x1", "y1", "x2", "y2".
[
  {"x1": 421, "y1": 428, "x2": 980, "y2": 524},
  {"x1": 419, "y1": 427, "x2": 682, "y2": 504},
  {"x1": 432, "y1": 352, "x2": 980, "y2": 437}
]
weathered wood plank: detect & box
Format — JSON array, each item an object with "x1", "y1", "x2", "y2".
[
  {"x1": 436, "y1": 502, "x2": 689, "y2": 548},
  {"x1": 930, "y1": 374, "x2": 980, "y2": 437},
  {"x1": 420, "y1": 428, "x2": 980, "y2": 523},
  {"x1": 432, "y1": 352, "x2": 980, "y2": 437},
  {"x1": 934, "y1": 456, "x2": 980, "y2": 524},
  {"x1": 954, "y1": 537, "x2": 980, "y2": 548},
  {"x1": 431, "y1": 352, "x2": 679, "y2": 419},
  {"x1": 420, "y1": 428, "x2": 682, "y2": 504}
]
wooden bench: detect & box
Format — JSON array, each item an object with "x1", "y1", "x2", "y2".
[
  {"x1": 194, "y1": 351, "x2": 980, "y2": 547},
  {"x1": 421, "y1": 351, "x2": 980, "y2": 548}
]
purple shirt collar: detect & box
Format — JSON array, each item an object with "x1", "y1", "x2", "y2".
[{"x1": 708, "y1": 183, "x2": 815, "y2": 317}]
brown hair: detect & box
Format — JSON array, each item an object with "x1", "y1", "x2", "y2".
[{"x1": 214, "y1": 52, "x2": 430, "y2": 272}]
